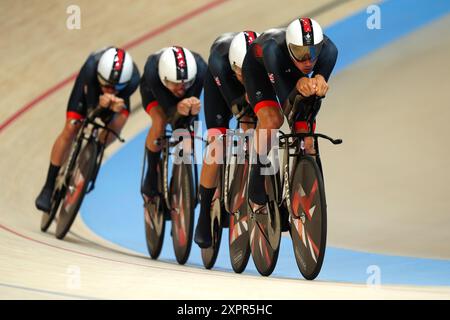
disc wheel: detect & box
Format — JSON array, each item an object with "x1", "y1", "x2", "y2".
[
  {"x1": 144, "y1": 160, "x2": 166, "y2": 259},
  {"x1": 201, "y1": 187, "x2": 223, "y2": 269},
  {"x1": 289, "y1": 155, "x2": 327, "y2": 280},
  {"x1": 169, "y1": 163, "x2": 195, "y2": 265},
  {"x1": 248, "y1": 175, "x2": 281, "y2": 276},
  {"x1": 227, "y1": 162, "x2": 251, "y2": 273}
]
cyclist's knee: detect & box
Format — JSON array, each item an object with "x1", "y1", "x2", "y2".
[
  {"x1": 111, "y1": 113, "x2": 128, "y2": 130},
  {"x1": 206, "y1": 128, "x2": 226, "y2": 141},
  {"x1": 207, "y1": 126, "x2": 226, "y2": 146},
  {"x1": 149, "y1": 107, "x2": 167, "y2": 133},
  {"x1": 240, "y1": 115, "x2": 256, "y2": 131},
  {"x1": 205, "y1": 137, "x2": 224, "y2": 164},
  {"x1": 150, "y1": 117, "x2": 166, "y2": 136},
  {"x1": 259, "y1": 111, "x2": 283, "y2": 130},
  {"x1": 61, "y1": 120, "x2": 81, "y2": 141}
]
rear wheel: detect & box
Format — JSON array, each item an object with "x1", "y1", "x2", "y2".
[
  {"x1": 41, "y1": 143, "x2": 81, "y2": 233},
  {"x1": 40, "y1": 187, "x2": 63, "y2": 232},
  {"x1": 289, "y1": 155, "x2": 327, "y2": 280},
  {"x1": 248, "y1": 174, "x2": 281, "y2": 276},
  {"x1": 144, "y1": 159, "x2": 166, "y2": 259},
  {"x1": 55, "y1": 141, "x2": 97, "y2": 240},
  {"x1": 227, "y1": 162, "x2": 251, "y2": 274},
  {"x1": 201, "y1": 186, "x2": 223, "y2": 269},
  {"x1": 170, "y1": 163, "x2": 195, "y2": 265}
]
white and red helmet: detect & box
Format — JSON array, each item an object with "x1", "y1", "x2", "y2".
[
  {"x1": 228, "y1": 31, "x2": 259, "y2": 70},
  {"x1": 97, "y1": 47, "x2": 133, "y2": 90},
  {"x1": 158, "y1": 46, "x2": 197, "y2": 88},
  {"x1": 286, "y1": 18, "x2": 324, "y2": 62}
]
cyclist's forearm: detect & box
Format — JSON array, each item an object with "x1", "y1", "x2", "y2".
[{"x1": 283, "y1": 87, "x2": 301, "y2": 116}]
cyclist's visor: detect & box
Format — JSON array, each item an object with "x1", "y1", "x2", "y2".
[
  {"x1": 288, "y1": 42, "x2": 323, "y2": 62},
  {"x1": 97, "y1": 74, "x2": 129, "y2": 91},
  {"x1": 163, "y1": 78, "x2": 195, "y2": 90}
]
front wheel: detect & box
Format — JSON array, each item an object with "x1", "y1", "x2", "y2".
[
  {"x1": 169, "y1": 163, "x2": 195, "y2": 265},
  {"x1": 289, "y1": 155, "x2": 327, "y2": 280},
  {"x1": 55, "y1": 141, "x2": 98, "y2": 240}
]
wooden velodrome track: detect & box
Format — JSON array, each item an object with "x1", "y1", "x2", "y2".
[{"x1": 1, "y1": 0, "x2": 450, "y2": 299}]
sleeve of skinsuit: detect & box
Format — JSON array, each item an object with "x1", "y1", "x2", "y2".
[
  {"x1": 312, "y1": 35, "x2": 338, "y2": 81},
  {"x1": 145, "y1": 54, "x2": 180, "y2": 112},
  {"x1": 261, "y1": 38, "x2": 297, "y2": 108},
  {"x1": 139, "y1": 57, "x2": 159, "y2": 115},
  {"x1": 118, "y1": 62, "x2": 141, "y2": 115},
  {"x1": 185, "y1": 52, "x2": 208, "y2": 98},
  {"x1": 208, "y1": 49, "x2": 245, "y2": 108},
  {"x1": 85, "y1": 54, "x2": 103, "y2": 110},
  {"x1": 66, "y1": 55, "x2": 92, "y2": 117},
  {"x1": 242, "y1": 42, "x2": 280, "y2": 115}
]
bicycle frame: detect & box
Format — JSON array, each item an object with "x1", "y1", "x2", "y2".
[
  {"x1": 223, "y1": 118, "x2": 256, "y2": 215},
  {"x1": 146, "y1": 119, "x2": 200, "y2": 211},
  {"x1": 65, "y1": 109, "x2": 124, "y2": 194},
  {"x1": 279, "y1": 126, "x2": 342, "y2": 221}
]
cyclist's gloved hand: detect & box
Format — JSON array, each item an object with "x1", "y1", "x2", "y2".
[
  {"x1": 110, "y1": 96, "x2": 125, "y2": 113},
  {"x1": 313, "y1": 74, "x2": 329, "y2": 97},
  {"x1": 177, "y1": 98, "x2": 192, "y2": 116},
  {"x1": 99, "y1": 93, "x2": 114, "y2": 108},
  {"x1": 296, "y1": 77, "x2": 318, "y2": 97},
  {"x1": 187, "y1": 97, "x2": 201, "y2": 115}
]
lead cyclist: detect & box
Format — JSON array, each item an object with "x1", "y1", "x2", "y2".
[{"x1": 241, "y1": 18, "x2": 338, "y2": 213}]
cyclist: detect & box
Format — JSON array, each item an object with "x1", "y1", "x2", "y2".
[
  {"x1": 35, "y1": 47, "x2": 140, "y2": 212},
  {"x1": 140, "y1": 46, "x2": 207, "y2": 201},
  {"x1": 242, "y1": 18, "x2": 338, "y2": 210},
  {"x1": 194, "y1": 31, "x2": 259, "y2": 248}
]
